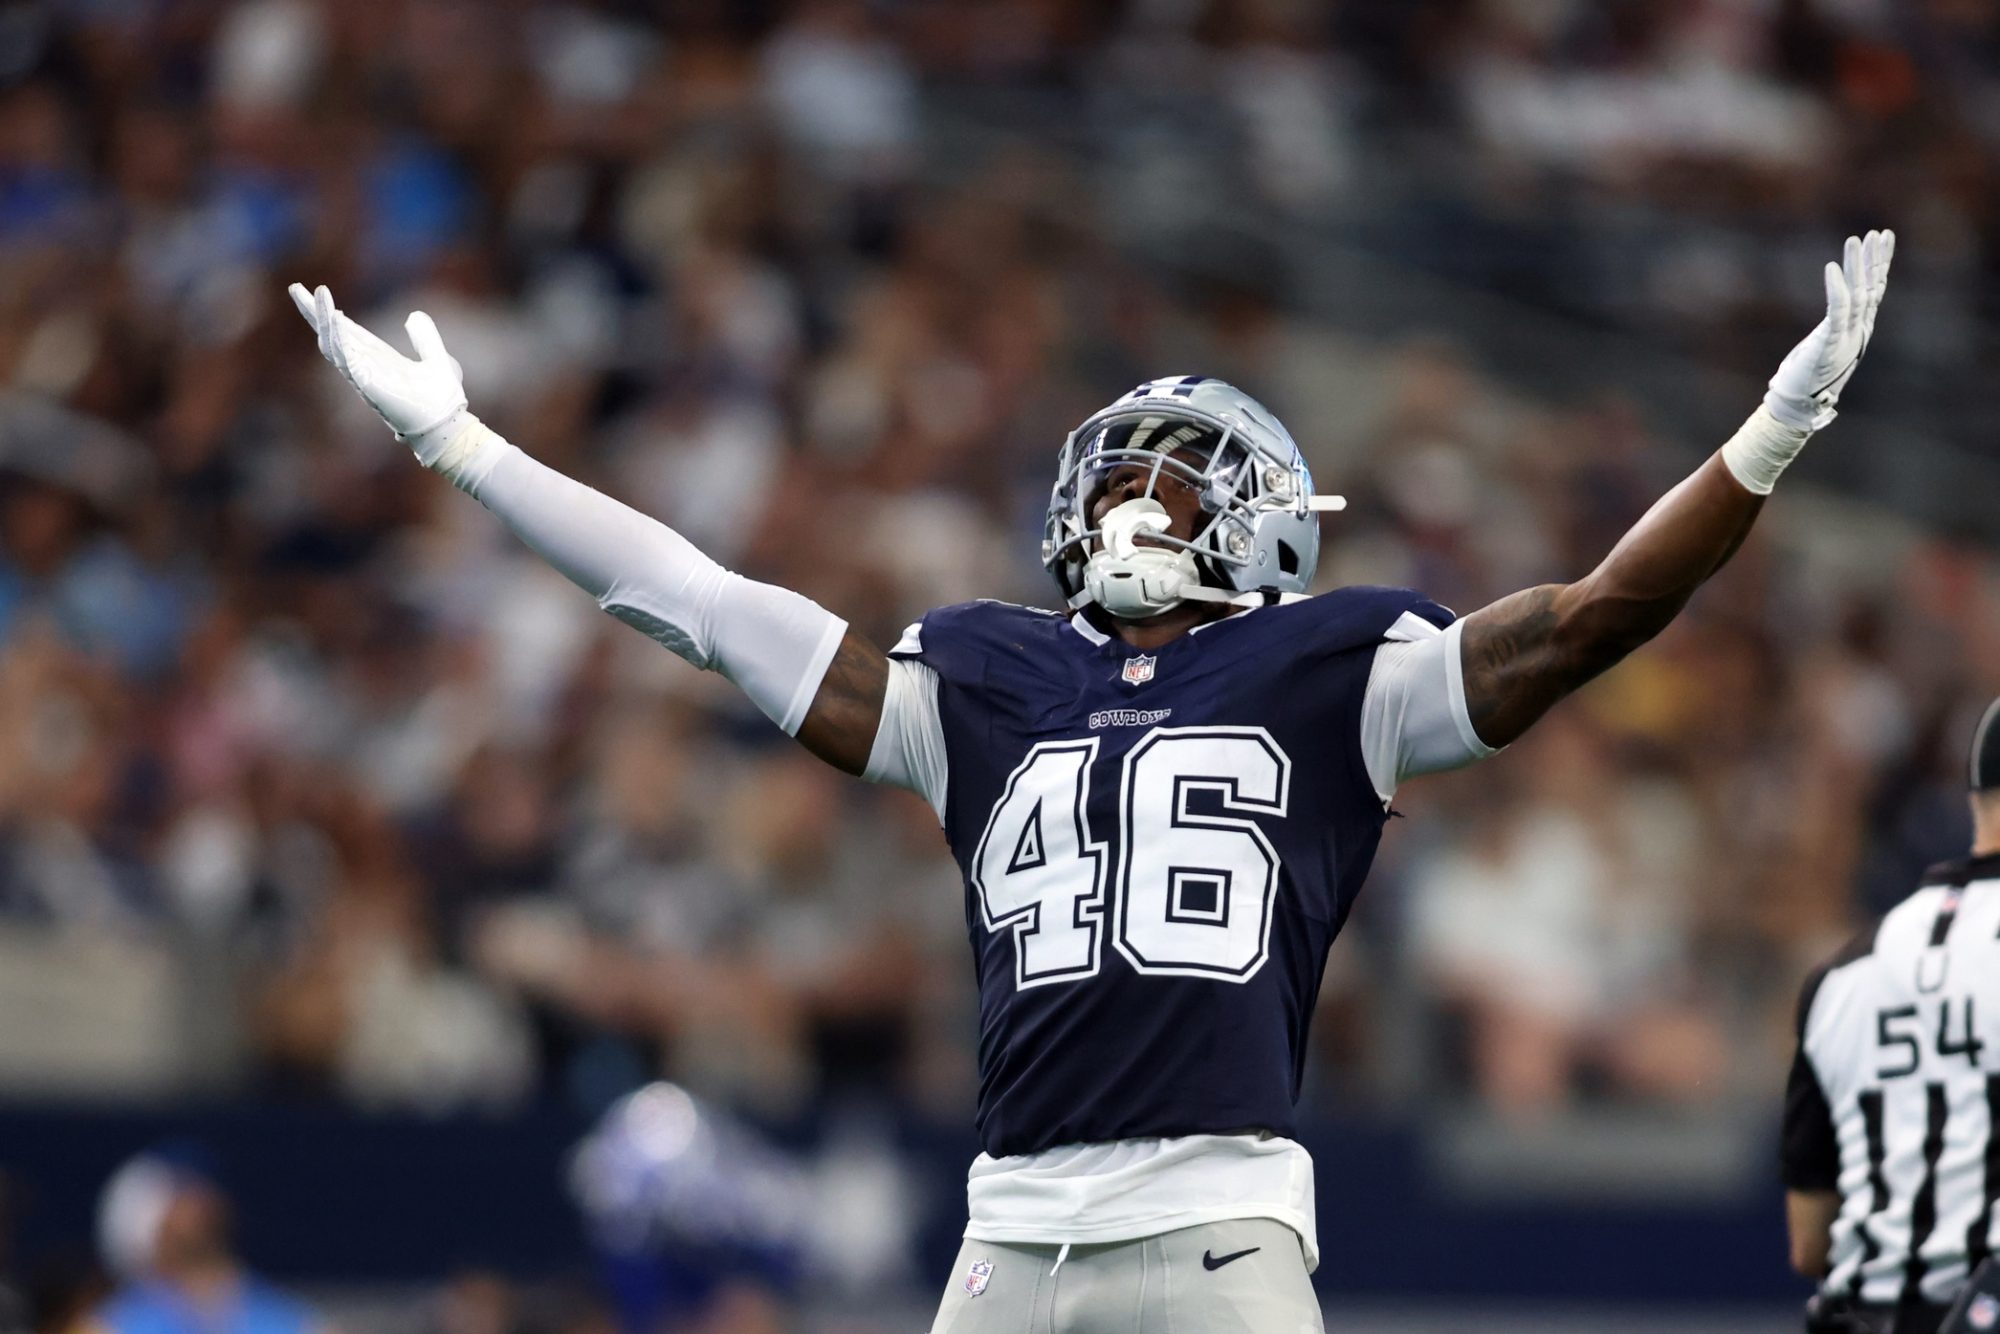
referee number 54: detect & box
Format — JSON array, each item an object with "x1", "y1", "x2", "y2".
[{"x1": 1875, "y1": 997, "x2": 1985, "y2": 1080}]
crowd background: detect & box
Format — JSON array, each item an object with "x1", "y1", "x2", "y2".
[{"x1": 1, "y1": 0, "x2": 1998, "y2": 1328}]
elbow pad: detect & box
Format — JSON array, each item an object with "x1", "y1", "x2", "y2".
[
  {"x1": 460, "y1": 433, "x2": 846, "y2": 736},
  {"x1": 603, "y1": 571, "x2": 847, "y2": 737}
]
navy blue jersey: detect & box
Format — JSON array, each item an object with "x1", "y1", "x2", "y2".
[{"x1": 891, "y1": 588, "x2": 1453, "y2": 1159}]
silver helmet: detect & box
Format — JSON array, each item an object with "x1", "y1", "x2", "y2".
[{"x1": 1041, "y1": 376, "x2": 1344, "y2": 619}]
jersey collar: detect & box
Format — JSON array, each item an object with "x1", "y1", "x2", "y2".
[
  {"x1": 1067, "y1": 602, "x2": 1267, "y2": 649},
  {"x1": 1068, "y1": 611, "x2": 1111, "y2": 645},
  {"x1": 1921, "y1": 850, "x2": 2000, "y2": 886}
]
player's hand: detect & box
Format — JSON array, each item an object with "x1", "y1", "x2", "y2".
[
  {"x1": 289, "y1": 282, "x2": 469, "y2": 466},
  {"x1": 1764, "y1": 230, "x2": 1894, "y2": 432}
]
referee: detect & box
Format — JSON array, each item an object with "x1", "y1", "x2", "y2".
[{"x1": 1784, "y1": 700, "x2": 2000, "y2": 1334}]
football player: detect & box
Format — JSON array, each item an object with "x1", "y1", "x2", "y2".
[{"x1": 292, "y1": 229, "x2": 1892, "y2": 1331}]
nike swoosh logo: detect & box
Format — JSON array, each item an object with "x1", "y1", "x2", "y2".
[
  {"x1": 1807, "y1": 362, "x2": 1856, "y2": 398},
  {"x1": 1202, "y1": 1247, "x2": 1260, "y2": 1271},
  {"x1": 1807, "y1": 343, "x2": 1869, "y2": 399}
]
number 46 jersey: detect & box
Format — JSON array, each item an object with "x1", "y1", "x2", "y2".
[{"x1": 871, "y1": 586, "x2": 1481, "y2": 1161}]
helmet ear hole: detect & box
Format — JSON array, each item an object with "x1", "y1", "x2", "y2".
[{"x1": 1277, "y1": 541, "x2": 1300, "y2": 576}]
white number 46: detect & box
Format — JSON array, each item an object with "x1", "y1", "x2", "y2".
[{"x1": 970, "y1": 727, "x2": 1291, "y2": 989}]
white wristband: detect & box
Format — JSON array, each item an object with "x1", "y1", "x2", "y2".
[
  {"x1": 1719, "y1": 404, "x2": 1813, "y2": 496},
  {"x1": 403, "y1": 408, "x2": 503, "y2": 488}
]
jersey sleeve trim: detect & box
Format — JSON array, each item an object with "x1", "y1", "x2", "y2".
[
  {"x1": 1442, "y1": 618, "x2": 1498, "y2": 762},
  {"x1": 1781, "y1": 1042, "x2": 1841, "y2": 1191},
  {"x1": 1780, "y1": 962, "x2": 1838, "y2": 1191},
  {"x1": 1067, "y1": 611, "x2": 1112, "y2": 646},
  {"x1": 1360, "y1": 617, "x2": 1500, "y2": 803},
  {"x1": 864, "y1": 656, "x2": 948, "y2": 822},
  {"x1": 1780, "y1": 923, "x2": 1881, "y2": 1192}
]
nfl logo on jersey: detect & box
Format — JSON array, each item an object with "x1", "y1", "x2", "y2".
[
  {"x1": 964, "y1": 1258, "x2": 994, "y2": 1297},
  {"x1": 1970, "y1": 1294, "x2": 1999, "y2": 1330},
  {"x1": 1122, "y1": 654, "x2": 1156, "y2": 685}
]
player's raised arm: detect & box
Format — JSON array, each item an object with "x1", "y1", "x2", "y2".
[
  {"x1": 1453, "y1": 231, "x2": 1894, "y2": 749},
  {"x1": 289, "y1": 283, "x2": 891, "y2": 776}
]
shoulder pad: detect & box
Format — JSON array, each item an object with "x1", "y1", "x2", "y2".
[
  {"x1": 889, "y1": 600, "x2": 1069, "y2": 681},
  {"x1": 1259, "y1": 585, "x2": 1456, "y2": 655}
]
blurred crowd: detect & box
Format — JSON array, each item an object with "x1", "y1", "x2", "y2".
[{"x1": 2, "y1": 0, "x2": 2000, "y2": 1145}]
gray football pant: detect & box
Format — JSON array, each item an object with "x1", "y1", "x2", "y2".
[{"x1": 930, "y1": 1218, "x2": 1324, "y2": 1334}]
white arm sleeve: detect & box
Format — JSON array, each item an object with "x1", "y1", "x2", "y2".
[
  {"x1": 452, "y1": 424, "x2": 846, "y2": 736},
  {"x1": 864, "y1": 656, "x2": 948, "y2": 821},
  {"x1": 1359, "y1": 616, "x2": 1499, "y2": 804}
]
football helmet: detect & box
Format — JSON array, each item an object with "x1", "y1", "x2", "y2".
[{"x1": 1042, "y1": 376, "x2": 1344, "y2": 619}]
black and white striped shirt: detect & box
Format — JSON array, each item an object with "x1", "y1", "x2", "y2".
[{"x1": 1784, "y1": 852, "x2": 2000, "y2": 1306}]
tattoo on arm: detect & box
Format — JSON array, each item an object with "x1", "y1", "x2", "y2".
[
  {"x1": 1459, "y1": 585, "x2": 1578, "y2": 749},
  {"x1": 794, "y1": 628, "x2": 889, "y2": 776}
]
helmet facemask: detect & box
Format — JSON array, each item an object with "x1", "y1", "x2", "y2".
[
  {"x1": 1042, "y1": 385, "x2": 1342, "y2": 619},
  {"x1": 1073, "y1": 421, "x2": 1242, "y2": 618}
]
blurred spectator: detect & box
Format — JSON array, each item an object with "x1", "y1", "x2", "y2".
[
  {"x1": 89, "y1": 1147, "x2": 320, "y2": 1334},
  {"x1": 251, "y1": 777, "x2": 535, "y2": 1111},
  {"x1": 570, "y1": 1083, "x2": 806, "y2": 1331},
  {"x1": 1407, "y1": 713, "x2": 1725, "y2": 1117},
  {"x1": 761, "y1": 0, "x2": 916, "y2": 187},
  {"x1": 0, "y1": 0, "x2": 1990, "y2": 1138}
]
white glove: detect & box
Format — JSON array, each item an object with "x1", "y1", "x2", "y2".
[
  {"x1": 1763, "y1": 229, "x2": 1894, "y2": 432},
  {"x1": 289, "y1": 282, "x2": 491, "y2": 478},
  {"x1": 1721, "y1": 230, "x2": 1894, "y2": 495}
]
